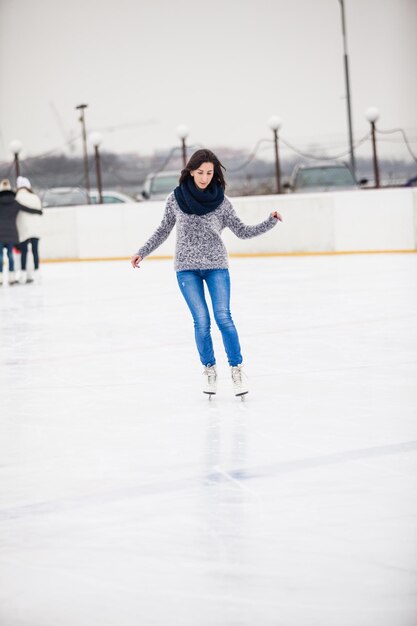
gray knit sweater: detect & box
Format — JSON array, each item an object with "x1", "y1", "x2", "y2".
[{"x1": 137, "y1": 192, "x2": 278, "y2": 271}]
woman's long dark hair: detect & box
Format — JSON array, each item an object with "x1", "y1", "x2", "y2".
[{"x1": 179, "y1": 149, "x2": 226, "y2": 190}]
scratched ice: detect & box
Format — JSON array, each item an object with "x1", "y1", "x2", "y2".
[{"x1": 1, "y1": 254, "x2": 417, "y2": 626}]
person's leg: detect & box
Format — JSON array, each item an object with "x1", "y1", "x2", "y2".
[
  {"x1": 176, "y1": 270, "x2": 215, "y2": 366},
  {"x1": 6, "y1": 244, "x2": 15, "y2": 271},
  {"x1": 20, "y1": 240, "x2": 28, "y2": 270},
  {"x1": 0, "y1": 244, "x2": 4, "y2": 284},
  {"x1": 31, "y1": 238, "x2": 40, "y2": 269},
  {"x1": 205, "y1": 269, "x2": 243, "y2": 367},
  {"x1": 26, "y1": 238, "x2": 39, "y2": 282},
  {"x1": 18, "y1": 241, "x2": 28, "y2": 283},
  {"x1": 5, "y1": 244, "x2": 17, "y2": 284}
]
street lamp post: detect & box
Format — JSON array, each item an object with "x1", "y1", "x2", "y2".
[
  {"x1": 338, "y1": 0, "x2": 356, "y2": 179},
  {"x1": 10, "y1": 140, "x2": 22, "y2": 179},
  {"x1": 76, "y1": 103, "x2": 91, "y2": 202},
  {"x1": 176, "y1": 124, "x2": 189, "y2": 169},
  {"x1": 365, "y1": 106, "x2": 380, "y2": 189},
  {"x1": 90, "y1": 132, "x2": 104, "y2": 204},
  {"x1": 268, "y1": 116, "x2": 282, "y2": 194}
]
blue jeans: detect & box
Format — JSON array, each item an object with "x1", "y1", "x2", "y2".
[
  {"x1": 176, "y1": 269, "x2": 243, "y2": 367},
  {"x1": 0, "y1": 243, "x2": 15, "y2": 272}
]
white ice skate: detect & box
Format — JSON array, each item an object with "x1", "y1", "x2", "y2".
[
  {"x1": 19, "y1": 270, "x2": 27, "y2": 285},
  {"x1": 203, "y1": 364, "x2": 217, "y2": 398},
  {"x1": 26, "y1": 268, "x2": 35, "y2": 283},
  {"x1": 8, "y1": 271, "x2": 17, "y2": 285},
  {"x1": 230, "y1": 364, "x2": 248, "y2": 399}
]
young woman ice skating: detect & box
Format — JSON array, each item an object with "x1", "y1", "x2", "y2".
[{"x1": 130, "y1": 149, "x2": 282, "y2": 398}]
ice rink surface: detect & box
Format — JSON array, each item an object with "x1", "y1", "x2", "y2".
[{"x1": 1, "y1": 253, "x2": 417, "y2": 626}]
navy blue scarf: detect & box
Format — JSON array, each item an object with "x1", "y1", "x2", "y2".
[{"x1": 174, "y1": 177, "x2": 224, "y2": 216}]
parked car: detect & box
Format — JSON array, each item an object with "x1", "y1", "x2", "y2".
[
  {"x1": 141, "y1": 170, "x2": 179, "y2": 200},
  {"x1": 285, "y1": 163, "x2": 360, "y2": 193},
  {"x1": 42, "y1": 186, "x2": 89, "y2": 207},
  {"x1": 42, "y1": 187, "x2": 137, "y2": 207},
  {"x1": 404, "y1": 174, "x2": 417, "y2": 187},
  {"x1": 89, "y1": 189, "x2": 136, "y2": 204}
]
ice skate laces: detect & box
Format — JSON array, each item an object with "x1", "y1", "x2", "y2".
[
  {"x1": 231, "y1": 365, "x2": 243, "y2": 387},
  {"x1": 203, "y1": 365, "x2": 217, "y2": 394},
  {"x1": 231, "y1": 364, "x2": 248, "y2": 395}
]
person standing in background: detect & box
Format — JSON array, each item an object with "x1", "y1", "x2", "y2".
[
  {"x1": 0, "y1": 178, "x2": 18, "y2": 285},
  {"x1": 0, "y1": 178, "x2": 42, "y2": 286},
  {"x1": 15, "y1": 176, "x2": 43, "y2": 284}
]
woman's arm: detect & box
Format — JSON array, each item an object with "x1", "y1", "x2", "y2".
[
  {"x1": 131, "y1": 200, "x2": 176, "y2": 268},
  {"x1": 19, "y1": 206, "x2": 43, "y2": 215},
  {"x1": 224, "y1": 201, "x2": 282, "y2": 239}
]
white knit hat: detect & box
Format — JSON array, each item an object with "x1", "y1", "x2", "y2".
[{"x1": 16, "y1": 176, "x2": 31, "y2": 189}]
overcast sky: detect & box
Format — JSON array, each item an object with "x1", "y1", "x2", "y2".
[{"x1": 0, "y1": 0, "x2": 416, "y2": 164}]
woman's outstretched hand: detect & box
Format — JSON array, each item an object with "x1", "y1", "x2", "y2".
[
  {"x1": 131, "y1": 254, "x2": 142, "y2": 269},
  {"x1": 271, "y1": 211, "x2": 283, "y2": 221}
]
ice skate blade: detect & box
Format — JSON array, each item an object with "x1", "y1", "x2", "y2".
[
  {"x1": 235, "y1": 391, "x2": 248, "y2": 400},
  {"x1": 203, "y1": 392, "x2": 216, "y2": 401}
]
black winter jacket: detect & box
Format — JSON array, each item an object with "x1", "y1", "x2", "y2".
[{"x1": 0, "y1": 190, "x2": 42, "y2": 243}]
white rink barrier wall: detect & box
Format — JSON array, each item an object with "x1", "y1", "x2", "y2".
[{"x1": 40, "y1": 188, "x2": 417, "y2": 260}]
